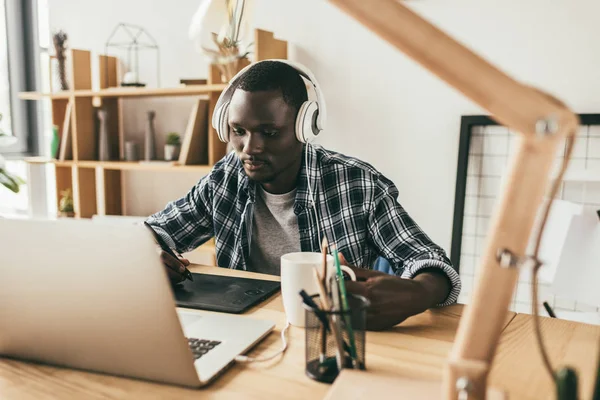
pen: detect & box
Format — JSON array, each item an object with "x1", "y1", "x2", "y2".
[
  {"x1": 143, "y1": 222, "x2": 193, "y2": 281},
  {"x1": 543, "y1": 301, "x2": 557, "y2": 318}
]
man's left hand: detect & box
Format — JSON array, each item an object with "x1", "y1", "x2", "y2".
[{"x1": 339, "y1": 255, "x2": 451, "y2": 331}]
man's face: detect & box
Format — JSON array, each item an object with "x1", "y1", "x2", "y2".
[{"x1": 228, "y1": 89, "x2": 303, "y2": 186}]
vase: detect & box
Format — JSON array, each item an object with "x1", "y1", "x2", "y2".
[
  {"x1": 125, "y1": 141, "x2": 139, "y2": 161},
  {"x1": 215, "y1": 57, "x2": 251, "y2": 83},
  {"x1": 50, "y1": 125, "x2": 60, "y2": 158},
  {"x1": 97, "y1": 108, "x2": 110, "y2": 161},
  {"x1": 164, "y1": 144, "x2": 180, "y2": 161},
  {"x1": 56, "y1": 55, "x2": 69, "y2": 91},
  {"x1": 144, "y1": 111, "x2": 156, "y2": 161}
]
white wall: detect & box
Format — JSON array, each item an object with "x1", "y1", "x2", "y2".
[{"x1": 49, "y1": 0, "x2": 211, "y2": 89}]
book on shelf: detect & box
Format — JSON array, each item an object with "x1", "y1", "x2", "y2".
[
  {"x1": 58, "y1": 100, "x2": 73, "y2": 161},
  {"x1": 179, "y1": 99, "x2": 208, "y2": 165}
]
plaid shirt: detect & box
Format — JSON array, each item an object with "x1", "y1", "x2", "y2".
[{"x1": 147, "y1": 144, "x2": 460, "y2": 306}]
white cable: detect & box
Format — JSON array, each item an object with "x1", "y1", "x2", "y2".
[
  {"x1": 305, "y1": 142, "x2": 323, "y2": 246},
  {"x1": 234, "y1": 321, "x2": 291, "y2": 363}
]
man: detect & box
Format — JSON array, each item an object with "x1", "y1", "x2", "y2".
[{"x1": 146, "y1": 61, "x2": 460, "y2": 330}]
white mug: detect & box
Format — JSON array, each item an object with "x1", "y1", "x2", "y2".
[{"x1": 280, "y1": 252, "x2": 357, "y2": 327}]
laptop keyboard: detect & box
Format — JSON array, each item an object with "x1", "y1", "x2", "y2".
[{"x1": 187, "y1": 338, "x2": 222, "y2": 360}]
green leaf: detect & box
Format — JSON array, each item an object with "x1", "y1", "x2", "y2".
[{"x1": 0, "y1": 169, "x2": 20, "y2": 193}]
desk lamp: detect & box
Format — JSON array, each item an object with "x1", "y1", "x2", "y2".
[{"x1": 326, "y1": 0, "x2": 597, "y2": 399}]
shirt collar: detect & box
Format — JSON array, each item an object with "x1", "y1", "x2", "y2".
[
  {"x1": 236, "y1": 156, "x2": 255, "y2": 201},
  {"x1": 294, "y1": 143, "x2": 320, "y2": 213}
]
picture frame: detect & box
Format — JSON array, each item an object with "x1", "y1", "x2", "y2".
[{"x1": 450, "y1": 113, "x2": 600, "y2": 274}]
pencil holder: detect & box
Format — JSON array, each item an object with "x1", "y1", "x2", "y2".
[{"x1": 304, "y1": 293, "x2": 369, "y2": 384}]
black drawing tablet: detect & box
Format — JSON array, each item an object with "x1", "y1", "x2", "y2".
[{"x1": 172, "y1": 273, "x2": 281, "y2": 314}]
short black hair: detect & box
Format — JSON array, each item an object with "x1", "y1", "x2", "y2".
[{"x1": 234, "y1": 60, "x2": 308, "y2": 111}]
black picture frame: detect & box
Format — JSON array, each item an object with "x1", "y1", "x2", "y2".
[{"x1": 450, "y1": 113, "x2": 600, "y2": 273}]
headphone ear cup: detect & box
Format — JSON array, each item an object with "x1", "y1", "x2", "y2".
[
  {"x1": 216, "y1": 102, "x2": 230, "y2": 143},
  {"x1": 296, "y1": 101, "x2": 319, "y2": 143}
]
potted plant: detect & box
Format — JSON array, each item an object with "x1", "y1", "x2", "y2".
[
  {"x1": 0, "y1": 113, "x2": 25, "y2": 193},
  {"x1": 52, "y1": 30, "x2": 69, "y2": 91},
  {"x1": 189, "y1": 0, "x2": 252, "y2": 82},
  {"x1": 164, "y1": 132, "x2": 181, "y2": 161},
  {"x1": 58, "y1": 188, "x2": 75, "y2": 217}
]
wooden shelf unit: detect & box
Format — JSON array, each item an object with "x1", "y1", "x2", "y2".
[{"x1": 22, "y1": 28, "x2": 288, "y2": 260}]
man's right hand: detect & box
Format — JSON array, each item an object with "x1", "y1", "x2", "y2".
[{"x1": 160, "y1": 250, "x2": 190, "y2": 284}]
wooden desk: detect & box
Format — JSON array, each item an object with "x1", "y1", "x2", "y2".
[
  {"x1": 491, "y1": 314, "x2": 600, "y2": 400},
  {"x1": 0, "y1": 265, "x2": 595, "y2": 399}
]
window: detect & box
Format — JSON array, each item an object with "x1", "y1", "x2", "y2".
[
  {"x1": 1, "y1": 0, "x2": 41, "y2": 155},
  {"x1": 0, "y1": 0, "x2": 44, "y2": 216},
  {"x1": 0, "y1": 0, "x2": 12, "y2": 135}
]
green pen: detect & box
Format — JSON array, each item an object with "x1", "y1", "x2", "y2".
[{"x1": 332, "y1": 245, "x2": 358, "y2": 368}]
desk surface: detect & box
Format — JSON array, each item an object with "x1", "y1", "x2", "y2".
[
  {"x1": 491, "y1": 313, "x2": 600, "y2": 400},
  {"x1": 0, "y1": 265, "x2": 597, "y2": 399}
]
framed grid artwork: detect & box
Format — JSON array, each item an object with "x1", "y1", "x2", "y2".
[{"x1": 451, "y1": 114, "x2": 600, "y2": 318}]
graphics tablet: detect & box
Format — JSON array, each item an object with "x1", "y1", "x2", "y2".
[{"x1": 172, "y1": 273, "x2": 281, "y2": 314}]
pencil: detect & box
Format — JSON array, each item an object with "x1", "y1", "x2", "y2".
[
  {"x1": 319, "y1": 237, "x2": 328, "y2": 363},
  {"x1": 321, "y1": 237, "x2": 328, "y2": 287},
  {"x1": 313, "y1": 268, "x2": 344, "y2": 371}
]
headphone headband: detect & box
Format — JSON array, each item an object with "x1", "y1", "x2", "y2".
[{"x1": 211, "y1": 59, "x2": 327, "y2": 142}]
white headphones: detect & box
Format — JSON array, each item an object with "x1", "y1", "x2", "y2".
[{"x1": 211, "y1": 59, "x2": 327, "y2": 144}]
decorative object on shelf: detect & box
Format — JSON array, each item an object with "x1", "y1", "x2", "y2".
[
  {"x1": 104, "y1": 23, "x2": 160, "y2": 88},
  {"x1": 144, "y1": 111, "x2": 157, "y2": 161},
  {"x1": 58, "y1": 100, "x2": 73, "y2": 161},
  {"x1": 180, "y1": 78, "x2": 207, "y2": 86},
  {"x1": 189, "y1": 0, "x2": 253, "y2": 82},
  {"x1": 50, "y1": 125, "x2": 60, "y2": 158},
  {"x1": 122, "y1": 71, "x2": 139, "y2": 86},
  {"x1": 125, "y1": 140, "x2": 139, "y2": 161},
  {"x1": 58, "y1": 188, "x2": 75, "y2": 218},
  {"x1": 0, "y1": 113, "x2": 24, "y2": 194},
  {"x1": 97, "y1": 108, "x2": 111, "y2": 161},
  {"x1": 52, "y1": 30, "x2": 69, "y2": 90},
  {"x1": 164, "y1": 132, "x2": 181, "y2": 161}
]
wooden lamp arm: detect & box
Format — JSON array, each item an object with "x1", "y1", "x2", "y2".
[{"x1": 327, "y1": 0, "x2": 580, "y2": 399}]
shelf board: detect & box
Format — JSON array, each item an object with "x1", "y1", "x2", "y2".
[
  {"x1": 18, "y1": 84, "x2": 227, "y2": 100},
  {"x1": 24, "y1": 158, "x2": 212, "y2": 172},
  {"x1": 19, "y1": 92, "x2": 72, "y2": 100}
]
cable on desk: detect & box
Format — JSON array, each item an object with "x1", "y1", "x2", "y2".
[
  {"x1": 234, "y1": 321, "x2": 291, "y2": 363},
  {"x1": 531, "y1": 133, "x2": 576, "y2": 384}
]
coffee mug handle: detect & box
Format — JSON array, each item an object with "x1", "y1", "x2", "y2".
[
  {"x1": 339, "y1": 265, "x2": 357, "y2": 281},
  {"x1": 325, "y1": 265, "x2": 357, "y2": 294}
]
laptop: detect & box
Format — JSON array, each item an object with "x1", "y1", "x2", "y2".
[{"x1": 0, "y1": 218, "x2": 276, "y2": 388}]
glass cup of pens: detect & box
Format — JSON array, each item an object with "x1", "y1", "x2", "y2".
[{"x1": 302, "y1": 291, "x2": 370, "y2": 383}]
